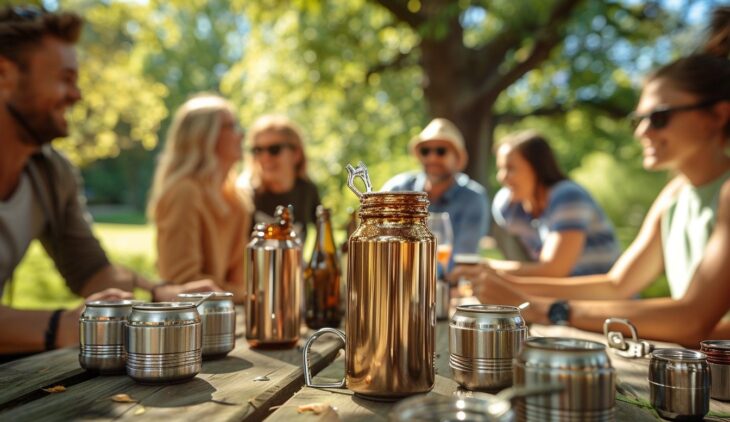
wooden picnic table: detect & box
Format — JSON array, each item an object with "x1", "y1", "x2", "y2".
[
  {"x1": 0, "y1": 307, "x2": 342, "y2": 422},
  {"x1": 3, "y1": 309, "x2": 730, "y2": 421},
  {"x1": 267, "y1": 323, "x2": 730, "y2": 421}
]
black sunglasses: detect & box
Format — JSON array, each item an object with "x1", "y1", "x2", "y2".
[
  {"x1": 419, "y1": 146, "x2": 448, "y2": 157},
  {"x1": 251, "y1": 143, "x2": 292, "y2": 156},
  {"x1": 629, "y1": 99, "x2": 719, "y2": 130}
]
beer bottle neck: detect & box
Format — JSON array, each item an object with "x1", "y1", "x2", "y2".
[{"x1": 315, "y1": 217, "x2": 337, "y2": 254}]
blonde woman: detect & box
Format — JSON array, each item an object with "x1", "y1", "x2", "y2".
[
  {"x1": 238, "y1": 115, "x2": 321, "y2": 242},
  {"x1": 148, "y1": 94, "x2": 250, "y2": 301}
]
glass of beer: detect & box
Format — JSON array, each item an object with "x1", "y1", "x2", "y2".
[{"x1": 428, "y1": 212, "x2": 454, "y2": 272}]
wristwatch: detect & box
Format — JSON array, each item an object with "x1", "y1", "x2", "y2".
[{"x1": 548, "y1": 300, "x2": 570, "y2": 325}]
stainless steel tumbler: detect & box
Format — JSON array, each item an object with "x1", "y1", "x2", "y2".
[
  {"x1": 700, "y1": 340, "x2": 730, "y2": 401},
  {"x1": 245, "y1": 206, "x2": 302, "y2": 349},
  {"x1": 125, "y1": 302, "x2": 202, "y2": 383},
  {"x1": 449, "y1": 304, "x2": 528, "y2": 391},
  {"x1": 79, "y1": 300, "x2": 135, "y2": 374},
  {"x1": 513, "y1": 337, "x2": 616, "y2": 421},
  {"x1": 649, "y1": 348, "x2": 710, "y2": 421},
  {"x1": 178, "y1": 291, "x2": 235, "y2": 358}
]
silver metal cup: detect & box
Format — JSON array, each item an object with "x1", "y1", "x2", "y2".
[
  {"x1": 79, "y1": 300, "x2": 136, "y2": 374},
  {"x1": 178, "y1": 292, "x2": 235, "y2": 359},
  {"x1": 125, "y1": 302, "x2": 202, "y2": 383},
  {"x1": 449, "y1": 304, "x2": 528, "y2": 391},
  {"x1": 649, "y1": 348, "x2": 710, "y2": 421},
  {"x1": 513, "y1": 337, "x2": 616, "y2": 421},
  {"x1": 700, "y1": 340, "x2": 730, "y2": 401}
]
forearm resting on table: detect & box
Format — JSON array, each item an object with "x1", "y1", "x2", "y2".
[
  {"x1": 0, "y1": 306, "x2": 69, "y2": 354},
  {"x1": 505, "y1": 272, "x2": 637, "y2": 300},
  {"x1": 569, "y1": 297, "x2": 719, "y2": 347},
  {"x1": 489, "y1": 259, "x2": 573, "y2": 278},
  {"x1": 78, "y1": 265, "x2": 134, "y2": 297}
]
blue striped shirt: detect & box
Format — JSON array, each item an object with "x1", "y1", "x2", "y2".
[{"x1": 493, "y1": 180, "x2": 620, "y2": 276}]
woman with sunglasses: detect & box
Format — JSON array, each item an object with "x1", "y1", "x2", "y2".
[
  {"x1": 489, "y1": 130, "x2": 620, "y2": 277},
  {"x1": 148, "y1": 94, "x2": 251, "y2": 302},
  {"x1": 452, "y1": 8, "x2": 730, "y2": 346},
  {"x1": 238, "y1": 115, "x2": 321, "y2": 243}
]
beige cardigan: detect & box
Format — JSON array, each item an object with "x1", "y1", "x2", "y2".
[{"x1": 155, "y1": 178, "x2": 249, "y2": 294}]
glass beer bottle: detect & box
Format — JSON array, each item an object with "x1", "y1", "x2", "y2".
[{"x1": 304, "y1": 206, "x2": 342, "y2": 329}]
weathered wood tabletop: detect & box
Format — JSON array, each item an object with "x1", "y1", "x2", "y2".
[
  {"x1": 3, "y1": 314, "x2": 730, "y2": 422},
  {"x1": 267, "y1": 323, "x2": 730, "y2": 421},
  {"x1": 0, "y1": 310, "x2": 341, "y2": 422}
]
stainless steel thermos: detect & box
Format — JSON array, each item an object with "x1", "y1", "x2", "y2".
[
  {"x1": 304, "y1": 162, "x2": 436, "y2": 400},
  {"x1": 245, "y1": 205, "x2": 302, "y2": 348}
]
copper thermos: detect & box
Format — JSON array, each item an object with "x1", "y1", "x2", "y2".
[
  {"x1": 245, "y1": 205, "x2": 302, "y2": 348},
  {"x1": 303, "y1": 162, "x2": 436, "y2": 400}
]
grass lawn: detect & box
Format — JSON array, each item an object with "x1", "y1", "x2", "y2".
[{"x1": 1, "y1": 223, "x2": 157, "y2": 310}]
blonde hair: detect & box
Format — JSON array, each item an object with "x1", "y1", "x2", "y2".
[
  {"x1": 147, "y1": 93, "x2": 244, "y2": 219},
  {"x1": 240, "y1": 114, "x2": 309, "y2": 191}
]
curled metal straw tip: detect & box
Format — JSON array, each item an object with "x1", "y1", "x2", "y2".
[{"x1": 194, "y1": 292, "x2": 216, "y2": 307}]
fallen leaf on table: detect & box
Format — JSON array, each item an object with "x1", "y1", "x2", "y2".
[
  {"x1": 297, "y1": 403, "x2": 333, "y2": 415},
  {"x1": 42, "y1": 385, "x2": 66, "y2": 393},
  {"x1": 111, "y1": 393, "x2": 137, "y2": 403},
  {"x1": 134, "y1": 406, "x2": 146, "y2": 415}
]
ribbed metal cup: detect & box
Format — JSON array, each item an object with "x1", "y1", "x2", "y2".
[
  {"x1": 649, "y1": 348, "x2": 710, "y2": 421},
  {"x1": 513, "y1": 337, "x2": 616, "y2": 421},
  {"x1": 125, "y1": 302, "x2": 202, "y2": 384},
  {"x1": 79, "y1": 300, "x2": 136, "y2": 374},
  {"x1": 700, "y1": 340, "x2": 730, "y2": 401},
  {"x1": 449, "y1": 304, "x2": 528, "y2": 391},
  {"x1": 178, "y1": 292, "x2": 235, "y2": 359}
]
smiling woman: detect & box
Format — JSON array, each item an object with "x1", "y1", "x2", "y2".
[
  {"x1": 237, "y1": 114, "x2": 321, "y2": 244},
  {"x1": 489, "y1": 130, "x2": 620, "y2": 277}
]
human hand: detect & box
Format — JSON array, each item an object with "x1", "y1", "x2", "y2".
[
  {"x1": 447, "y1": 261, "x2": 495, "y2": 284},
  {"x1": 468, "y1": 272, "x2": 549, "y2": 324},
  {"x1": 152, "y1": 279, "x2": 222, "y2": 302}
]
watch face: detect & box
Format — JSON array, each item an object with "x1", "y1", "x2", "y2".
[{"x1": 549, "y1": 301, "x2": 569, "y2": 325}]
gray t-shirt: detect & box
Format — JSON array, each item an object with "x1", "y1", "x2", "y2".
[{"x1": 0, "y1": 173, "x2": 47, "y2": 282}]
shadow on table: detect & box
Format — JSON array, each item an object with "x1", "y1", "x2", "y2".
[
  {"x1": 142, "y1": 378, "x2": 217, "y2": 408},
  {"x1": 200, "y1": 356, "x2": 253, "y2": 374}
]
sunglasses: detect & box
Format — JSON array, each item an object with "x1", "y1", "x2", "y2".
[
  {"x1": 251, "y1": 143, "x2": 292, "y2": 156},
  {"x1": 629, "y1": 99, "x2": 719, "y2": 130},
  {"x1": 418, "y1": 146, "x2": 449, "y2": 157}
]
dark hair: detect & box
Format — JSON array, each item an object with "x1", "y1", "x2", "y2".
[
  {"x1": 0, "y1": 6, "x2": 83, "y2": 66},
  {"x1": 648, "y1": 6, "x2": 730, "y2": 137},
  {"x1": 498, "y1": 130, "x2": 567, "y2": 189}
]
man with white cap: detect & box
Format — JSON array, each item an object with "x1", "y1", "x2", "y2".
[{"x1": 382, "y1": 118, "x2": 490, "y2": 259}]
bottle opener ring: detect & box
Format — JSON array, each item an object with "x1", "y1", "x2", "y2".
[{"x1": 603, "y1": 317, "x2": 654, "y2": 358}]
